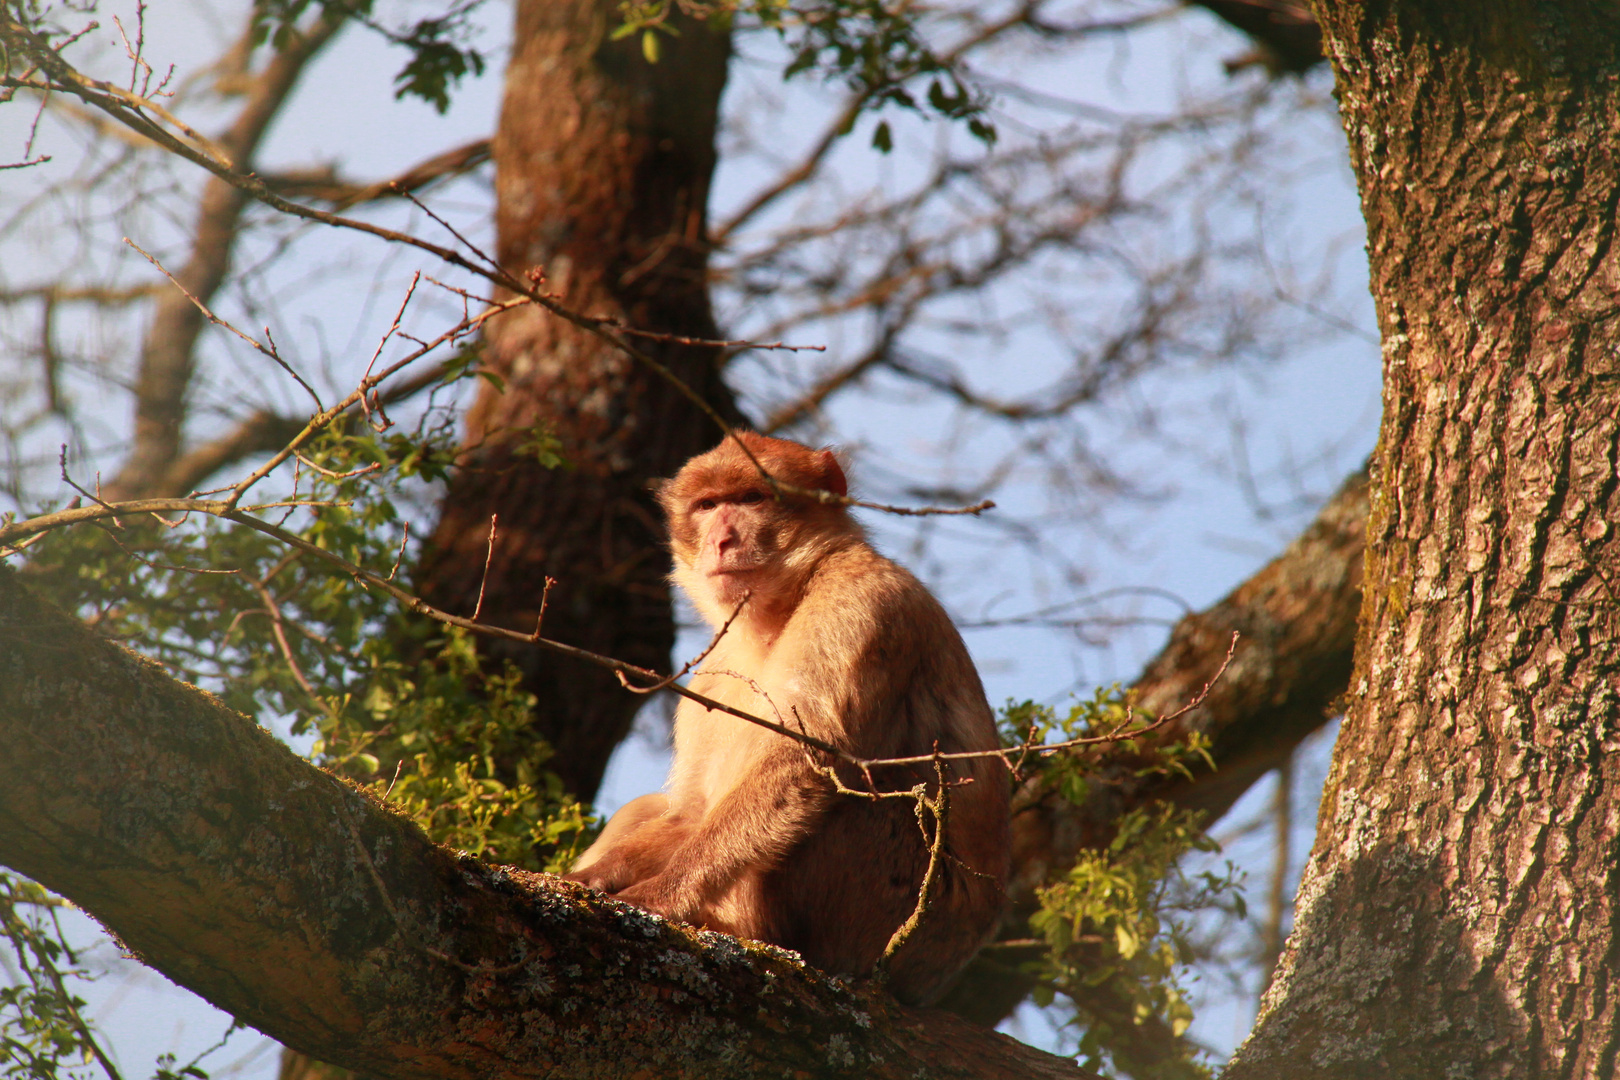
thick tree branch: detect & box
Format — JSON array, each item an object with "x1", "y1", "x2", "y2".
[
  {"x1": 1129, "y1": 465, "x2": 1365, "y2": 818},
  {"x1": 1032, "y1": 463, "x2": 1365, "y2": 880},
  {"x1": 1188, "y1": 0, "x2": 1322, "y2": 74},
  {"x1": 0, "y1": 564, "x2": 1088, "y2": 1080},
  {"x1": 938, "y1": 464, "x2": 1367, "y2": 1028}
]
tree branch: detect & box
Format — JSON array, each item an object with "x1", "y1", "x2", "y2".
[
  {"x1": 99, "y1": 12, "x2": 346, "y2": 499},
  {"x1": 0, "y1": 565, "x2": 1089, "y2": 1080},
  {"x1": 150, "y1": 409, "x2": 312, "y2": 496},
  {"x1": 1188, "y1": 0, "x2": 1322, "y2": 75},
  {"x1": 260, "y1": 138, "x2": 492, "y2": 208},
  {"x1": 937, "y1": 464, "x2": 1368, "y2": 1028}
]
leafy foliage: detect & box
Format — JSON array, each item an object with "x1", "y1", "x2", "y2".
[
  {"x1": 999, "y1": 694, "x2": 1241, "y2": 1080},
  {"x1": 0, "y1": 877, "x2": 105, "y2": 1080},
  {"x1": 314, "y1": 622, "x2": 594, "y2": 871},
  {"x1": 0, "y1": 875, "x2": 243, "y2": 1080},
  {"x1": 614, "y1": 0, "x2": 994, "y2": 147},
  {"x1": 1033, "y1": 803, "x2": 1241, "y2": 1080},
  {"x1": 20, "y1": 423, "x2": 591, "y2": 867},
  {"x1": 1, "y1": 353, "x2": 591, "y2": 1079},
  {"x1": 250, "y1": 0, "x2": 488, "y2": 113}
]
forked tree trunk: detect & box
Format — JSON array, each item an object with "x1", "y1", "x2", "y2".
[
  {"x1": 282, "y1": 7, "x2": 735, "y2": 1077},
  {"x1": 415, "y1": 0, "x2": 740, "y2": 800},
  {"x1": 1228, "y1": 3, "x2": 1620, "y2": 1076}
]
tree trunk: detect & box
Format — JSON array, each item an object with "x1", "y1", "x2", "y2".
[
  {"x1": 1228, "y1": 3, "x2": 1620, "y2": 1076},
  {"x1": 415, "y1": 0, "x2": 741, "y2": 800}
]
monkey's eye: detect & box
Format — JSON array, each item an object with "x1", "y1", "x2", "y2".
[
  {"x1": 694, "y1": 498, "x2": 718, "y2": 512},
  {"x1": 738, "y1": 491, "x2": 767, "y2": 505}
]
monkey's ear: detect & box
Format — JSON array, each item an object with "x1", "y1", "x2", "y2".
[{"x1": 816, "y1": 449, "x2": 849, "y2": 498}]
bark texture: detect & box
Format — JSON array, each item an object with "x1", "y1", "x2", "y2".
[
  {"x1": 939, "y1": 466, "x2": 1367, "y2": 1031},
  {"x1": 415, "y1": 0, "x2": 742, "y2": 800},
  {"x1": 1229, "y1": 3, "x2": 1620, "y2": 1077},
  {"x1": 0, "y1": 566, "x2": 1089, "y2": 1080}
]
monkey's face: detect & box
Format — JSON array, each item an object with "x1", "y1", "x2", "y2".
[
  {"x1": 659, "y1": 433, "x2": 854, "y2": 620},
  {"x1": 685, "y1": 490, "x2": 781, "y2": 602}
]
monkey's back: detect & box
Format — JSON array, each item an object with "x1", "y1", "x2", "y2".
[{"x1": 761, "y1": 544, "x2": 1012, "y2": 1004}]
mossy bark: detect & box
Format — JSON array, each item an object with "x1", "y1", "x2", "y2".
[{"x1": 0, "y1": 566, "x2": 1088, "y2": 1080}]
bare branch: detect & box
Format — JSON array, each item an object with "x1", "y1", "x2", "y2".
[
  {"x1": 246, "y1": 575, "x2": 321, "y2": 701},
  {"x1": 3, "y1": 14, "x2": 992, "y2": 521},
  {"x1": 126, "y1": 239, "x2": 325, "y2": 413},
  {"x1": 876, "y1": 751, "x2": 953, "y2": 977},
  {"x1": 471, "y1": 514, "x2": 497, "y2": 622},
  {"x1": 259, "y1": 138, "x2": 492, "y2": 208},
  {"x1": 618, "y1": 590, "x2": 751, "y2": 695}
]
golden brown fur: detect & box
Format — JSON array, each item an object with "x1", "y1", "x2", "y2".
[{"x1": 566, "y1": 432, "x2": 1010, "y2": 1004}]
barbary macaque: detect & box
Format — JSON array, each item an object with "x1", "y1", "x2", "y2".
[{"x1": 565, "y1": 432, "x2": 1010, "y2": 1004}]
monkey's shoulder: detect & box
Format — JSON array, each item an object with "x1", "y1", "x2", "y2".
[
  {"x1": 787, "y1": 545, "x2": 986, "y2": 715},
  {"x1": 796, "y1": 543, "x2": 957, "y2": 639}
]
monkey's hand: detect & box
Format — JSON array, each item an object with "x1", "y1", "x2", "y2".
[
  {"x1": 611, "y1": 874, "x2": 703, "y2": 925},
  {"x1": 564, "y1": 811, "x2": 686, "y2": 894},
  {"x1": 562, "y1": 851, "x2": 640, "y2": 894}
]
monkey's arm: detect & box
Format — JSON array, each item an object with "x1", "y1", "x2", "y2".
[{"x1": 609, "y1": 744, "x2": 832, "y2": 922}]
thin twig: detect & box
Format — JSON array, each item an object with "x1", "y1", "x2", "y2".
[
  {"x1": 126, "y1": 239, "x2": 325, "y2": 412},
  {"x1": 609, "y1": 323, "x2": 826, "y2": 353},
  {"x1": 32, "y1": 928, "x2": 126, "y2": 1080},
  {"x1": 618, "y1": 590, "x2": 750, "y2": 695},
  {"x1": 361, "y1": 272, "x2": 421, "y2": 432},
  {"x1": 876, "y1": 748, "x2": 953, "y2": 976},
  {"x1": 292, "y1": 453, "x2": 382, "y2": 481},
  {"x1": 90, "y1": 520, "x2": 237, "y2": 576},
  {"x1": 383, "y1": 760, "x2": 405, "y2": 801},
  {"x1": 386, "y1": 522, "x2": 411, "y2": 582},
  {"x1": 392, "y1": 185, "x2": 499, "y2": 272},
  {"x1": 246, "y1": 576, "x2": 320, "y2": 701},
  {"x1": 472, "y1": 514, "x2": 497, "y2": 622},
  {"x1": 533, "y1": 575, "x2": 556, "y2": 637},
  {"x1": 863, "y1": 630, "x2": 1241, "y2": 771}
]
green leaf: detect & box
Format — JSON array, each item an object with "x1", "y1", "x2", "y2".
[{"x1": 872, "y1": 120, "x2": 893, "y2": 153}]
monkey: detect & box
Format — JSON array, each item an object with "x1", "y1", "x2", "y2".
[{"x1": 565, "y1": 432, "x2": 1010, "y2": 1004}]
